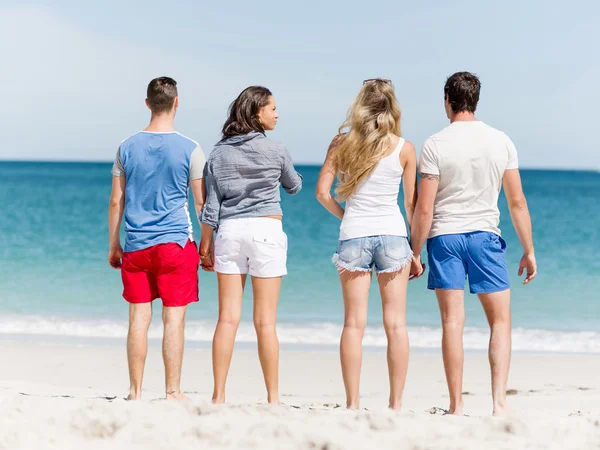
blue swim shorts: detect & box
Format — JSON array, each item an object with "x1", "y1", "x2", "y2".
[
  {"x1": 333, "y1": 235, "x2": 413, "y2": 274},
  {"x1": 427, "y1": 231, "x2": 510, "y2": 294}
]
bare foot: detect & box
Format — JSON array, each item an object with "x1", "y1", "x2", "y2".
[
  {"x1": 445, "y1": 403, "x2": 464, "y2": 416},
  {"x1": 126, "y1": 392, "x2": 141, "y2": 401},
  {"x1": 166, "y1": 390, "x2": 189, "y2": 401},
  {"x1": 493, "y1": 405, "x2": 516, "y2": 417},
  {"x1": 389, "y1": 402, "x2": 402, "y2": 411},
  {"x1": 267, "y1": 395, "x2": 280, "y2": 405},
  {"x1": 212, "y1": 396, "x2": 225, "y2": 405}
]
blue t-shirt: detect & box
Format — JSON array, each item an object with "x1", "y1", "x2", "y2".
[{"x1": 112, "y1": 131, "x2": 206, "y2": 252}]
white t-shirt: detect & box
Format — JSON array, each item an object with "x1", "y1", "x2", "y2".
[{"x1": 419, "y1": 121, "x2": 518, "y2": 238}]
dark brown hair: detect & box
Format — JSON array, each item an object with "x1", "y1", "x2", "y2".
[
  {"x1": 146, "y1": 77, "x2": 178, "y2": 114},
  {"x1": 222, "y1": 86, "x2": 272, "y2": 138},
  {"x1": 444, "y1": 72, "x2": 481, "y2": 113}
]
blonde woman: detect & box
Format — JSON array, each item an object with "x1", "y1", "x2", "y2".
[{"x1": 316, "y1": 78, "x2": 424, "y2": 410}]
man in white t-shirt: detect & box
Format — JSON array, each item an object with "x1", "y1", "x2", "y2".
[{"x1": 410, "y1": 72, "x2": 537, "y2": 416}]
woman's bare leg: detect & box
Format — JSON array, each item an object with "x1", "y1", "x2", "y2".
[
  {"x1": 339, "y1": 270, "x2": 371, "y2": 409},
  {"x1": 211, "y1": 273, "x2": 246, "y2": 404},
  {"x1": 378, "y1": 266, "x2": 410, "y2": 410},
  {"x1": 252, "y1": 276, "x2": 282, "y2": 404}
]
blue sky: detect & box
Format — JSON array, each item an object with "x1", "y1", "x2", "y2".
[{"x1": 0, "y1": 1, "x2": 598, "y2": 168}]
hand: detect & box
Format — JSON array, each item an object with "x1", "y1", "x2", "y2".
[
  {"x1": 519, "y1": 252, "x2": 537, "y2": 284},
  {"x1": 199, "y1": 239, "x2": 215, "y2": 272},
  {"x1": 409, "y1": 255, "x2": 425, "y2": 281},
  {"x1": 108, "y1": 245, "x2": 123, "y2": 269},
  {"x1": 200, "y1": 251, "x2": 214, "y2": 272}
]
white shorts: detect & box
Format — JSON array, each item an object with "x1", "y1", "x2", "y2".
[{"x1": 214, "y1": 218, "x2": 288, "y2": 278}]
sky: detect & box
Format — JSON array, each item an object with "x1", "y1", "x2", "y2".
[{"x1": 0, "y1": 1, "x2": 598, "y2": 168}]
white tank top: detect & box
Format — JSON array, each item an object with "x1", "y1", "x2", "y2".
[{"x1": 339, "y1": 138, "x2": 408, "y2": 240}]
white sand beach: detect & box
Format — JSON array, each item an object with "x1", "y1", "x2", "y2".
[{"x1": 1, "y1": 341, "x2": 599, "y2": 449}]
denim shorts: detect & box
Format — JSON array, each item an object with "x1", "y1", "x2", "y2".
[
  {"x1": 332, "y1": 235, "x2": 413, "y2": 274},
  {"x1": 427, "y1": 231, "x2": 510, "y2": 294}
]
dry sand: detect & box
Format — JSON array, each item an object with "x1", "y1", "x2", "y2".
[{"x1": 1, "y1": 341, "x2": 599, "y2": 449}]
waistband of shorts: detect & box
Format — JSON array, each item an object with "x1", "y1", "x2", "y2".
[{"x1": 219, "y1": 217, "x2": 283, "y2": 231}]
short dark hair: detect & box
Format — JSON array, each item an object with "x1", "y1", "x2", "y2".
[
  {"x1": 444, "y1": 72, "x2": 481, "y2": 113},
  {"x1": 146, "y1": 77, "x2": 178, "y2": 114},
  {"x1": 222, "y1": 86, "x2": 272, "y2": 138}
]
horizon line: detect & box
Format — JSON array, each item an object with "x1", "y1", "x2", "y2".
[{"x1": 0, "y1": 159, "x2": 598, "y2": 173}]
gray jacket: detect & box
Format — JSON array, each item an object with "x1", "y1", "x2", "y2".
[{"x1": 201, "y1": 131, "x2": 303, "y2": 228}]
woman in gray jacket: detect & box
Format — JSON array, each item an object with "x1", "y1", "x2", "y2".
[{"x1": 200, "y1": 86, "x2": 302, "y2": 404}]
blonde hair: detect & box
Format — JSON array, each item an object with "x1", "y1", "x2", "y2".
[{"x1": 331, "y1": 80, "x2": 401, "y2": 201}]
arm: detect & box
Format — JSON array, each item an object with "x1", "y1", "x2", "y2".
[
  {"x1": 190, "y1": 179, "x2": 206, "y2": 223},
  {"x1": 400, "y1": 141, "x2": 418, "y2": 230},
  {"x1": 503, "y1": 169, "x2": 537, "y2": 284},
  {"x1": 410, "y1": 138, "x2": 439, "y2": 257},
  {"x1": 410, "y1": 173, "x2": 439, "y2": 257},
  {"x1": 199, "y1": 223, "x2": 215, "y2": 272},
  {"x1": 189, "y1": 145, "x2": 207, "y2": 226},
  {"x1": 316, "y1": 136, "x2": 344, "y2": 220},
  {"x1": 199, "y1": 160, "x2": 221, "y2": 272},
  {"x1": 280, "y1": 145, "x2": 303, "y2": 195},
  {"x1": 108, "y1": 175, "x2": 126, "y2": 268}
]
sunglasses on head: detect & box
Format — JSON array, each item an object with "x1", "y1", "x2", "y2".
[{"x1": 363, "y1": 78, "x2": 392, "y2": 85}]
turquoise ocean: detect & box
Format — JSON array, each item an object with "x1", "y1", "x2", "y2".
[{"x1": 0, "y1": 162, "x2": 598, "y2": 352}]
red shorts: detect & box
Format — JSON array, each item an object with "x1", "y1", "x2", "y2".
[{"x1": 121, "y1": 240, "x2": 199, "y2": 307}]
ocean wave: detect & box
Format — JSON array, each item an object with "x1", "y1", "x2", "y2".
[{"x1": 0, "y1": 316, "x2": 599, "y2": 353}]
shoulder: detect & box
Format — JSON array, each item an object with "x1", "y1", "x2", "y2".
[
  {"x1": 327, "y1": 133, "x2": 345, "y2": 153},
  {"x1": 479, "y1": 123, "x2": 516, "y2": 148},
  {"x1": 172, "y1": 132, "x2": 200, "y2": 152},
  {"x1": 189, "y1": 145, "x2": 206, "y2": 163},
  {"x1": 260, "y1": 136, "x2": 288, "y2": 158},
  {"x1": 400, "y1": 138, "x2": 416, "y2": 159},
  {"x1": 499, "y1": 131, "x2": 515, "y2": 148},
  {"x1": 119, "y1": 131, "x2": 143, "y2": 148},
  {"x1": 117, "y1": 132, "x2": 146, "y2": 160},
  {"x1": 330, "y1": 133, "x2": 346, "y2": 147},
  {"x1": 206, "y1": 143, "x2": 230, "y2": 165},
  {"x1": 400, "y1": 138, "x2": 416, "y2": 154},
  {"x1": 399, "y1": 139, "x2": 416, "y2": 168},
  {"x1": 427, "y1": 124, "x2": 454, "y2": 143},
  {"x1": 478, "y1": 122, "x2": 509, "y2": 139},
  {"x1": 418, "y1": 135, "x2": 441, "y2": 173},
  {"x1": 423, "y1": 123, "x2": 460, "y2": 153},
  {"x1": 260, "y1": 134, "x2": 284, "y2": 150},
  {"x1": 421, "y1": 135, "x2": 439, "y2": 155}
]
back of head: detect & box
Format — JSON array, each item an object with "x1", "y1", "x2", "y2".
[
  {"x1": 333, "y1": 79, "x2": 401, "y2": 201},
  {"x1": 222, "y1": 86, "x2": 272, "y2": 139},
  {"x1": 146, "y1": 77, "x2": 178, "y2": 114},
  {"x1": 444, "y1": 72, "x2": 481, "y2": 113}
]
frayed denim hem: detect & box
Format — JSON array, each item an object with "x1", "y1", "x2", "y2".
[
  {"x1": 331, "y1": 251, "x2": 414, "y2": 275},
  {"x1": 375, "y1": 251, "x2": 414, "y2": 276},
  {"x1": 331, "y1": 253, "x2": 371, "y2": 274}
]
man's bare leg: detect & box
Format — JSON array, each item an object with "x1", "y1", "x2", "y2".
[
  {"x1": 436, "y1": 289, "x2": 465, "y2": 415},
  {"x1": 478, "y1": 289, "x2": 512, "y2": 416},
  {"x1": 127, "y1": 303, "x2": 153, "y2": 400},
  {"x1": 163, "y1": 305, "x2": 188, "y2": 401}
]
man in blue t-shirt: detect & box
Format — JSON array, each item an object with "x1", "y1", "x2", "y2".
[{"x1": 108, "y1": 76, "x2": 206, "y2": 401}]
